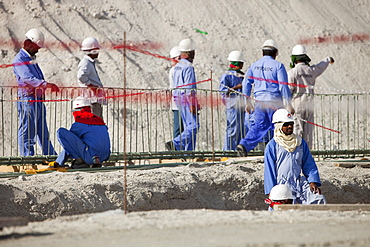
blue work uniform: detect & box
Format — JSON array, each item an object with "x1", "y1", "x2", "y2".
[
  {"x1": 239, "y1": 56, "x2": 292, "y2": 152},
  {"x1": 13, "y1": 49, "x2": 56, "y2": 156},
  {"x1": 172, "y1": 58, "x2": 200, "y2": 151},
  {"x1": 219, "y1": 71, "x2": 246, "y2": 151},
  {"x1": 56, "y1": 122, "x2": 111, "y2": 166},
  {"x1": 264, "y1": 138, "x2": 326, "y2": 204}
]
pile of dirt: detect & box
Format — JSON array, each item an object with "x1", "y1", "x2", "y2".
[{"x1": 1, "y1": 161, "x2": 369, "y2": 221}]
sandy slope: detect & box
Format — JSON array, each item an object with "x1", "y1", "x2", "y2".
[
  {"x1": 0, "y1": 0, "x2": 369, "y2": 93},
  {"x1": 1, "y1": 1, "x2": 370, "y2": 246}
]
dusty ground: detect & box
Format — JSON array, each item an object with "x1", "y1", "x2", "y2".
[{"x1": 1, "y1": 159, "x2": 370, "y2": 246}]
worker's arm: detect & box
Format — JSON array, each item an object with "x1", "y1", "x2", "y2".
[{"x1": 264, "y1": 140, "x2": 278, "y2": 195}]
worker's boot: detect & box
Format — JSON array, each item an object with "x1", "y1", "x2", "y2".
[
  {"x1": 236, "y1": 144, "x2": 247, "y2": 157},
  {"x1": 71, "y1": 158, "x2": 89, "y2": 169},
  {"x1": 91, "y1": 156, "x2": 102, "y2": 168}
]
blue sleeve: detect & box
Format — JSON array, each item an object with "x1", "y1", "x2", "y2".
[
  {"x1": 184, "y1": 66, "x2": 196, "y2": 89},
  {"x1": 219, "y1": 74, "x2": 229, "y2": 92},
  {"x1": 264, "y1": 140, "x2": 277, "y2": 194},
  {"x1": 13, "y1": 56, "x2": 45, "y2": 88},
  {"x1": 277, "y1": 64, "x2": 292, "y2": 102},
  {"x1": 301, "y1": 139, "x2": 321, "y2": 186},
  {"x1": 242, "y1": 67, "x2": 253, "y2": 96}
]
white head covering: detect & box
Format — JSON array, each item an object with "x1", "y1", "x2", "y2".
[{"x1": 274, "y1": 122, "x2": 302, "y2": 152}]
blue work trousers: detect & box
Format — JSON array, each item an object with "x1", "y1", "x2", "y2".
[
  {"x1": 172, "y1": 109, "x2": 184, "y2": 138},
  {"x1": 239, "y1": 101, "x2": 284, "y2": 152},
  {"x1": 173, "y1": 95, "x2": 200, "y2": 151},
  {"x1": 17, "y1": 97, "x2": 56, "y2": 156},
  {"x1": 56, "y1": 128, "x2": 101, "y2": 165},
  {"x1": 223, "y1": 96, "x2": 246, "y2": 151}
]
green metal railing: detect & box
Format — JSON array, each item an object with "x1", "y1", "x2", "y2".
[{"x1": 0, "y1": 86, "x2": 369, "y2": 166}]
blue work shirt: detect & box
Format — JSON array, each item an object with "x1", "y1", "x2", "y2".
[
  {"x1": 264, "y1": 138, "x2": 321, "y2": 196},
  {"x1": 243, "y1": 56, "x2": 292, "y2": 103},
  {"x1": 219, "y1": 70, "x2": 243, "y2": 98},
  {"x1": 13, "y1": 49, "x2": 47, "y2": 97},
  {"x1": 173, "y1": 59, "x2": 196, "y2": 97}
]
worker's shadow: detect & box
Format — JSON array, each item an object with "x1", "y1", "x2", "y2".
[{"x1": 0, "y1": 232, "x2": 52, "y2": 240}]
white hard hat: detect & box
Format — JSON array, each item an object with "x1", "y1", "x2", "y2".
[
  {"x1": 291, "y1": 44, "x2": 307, "y2": 55},
  {"x1": 272, "y1": 108, "x2": 294, "y2": 123},
  {"x1": 25, "y1": 28, "x2": 45, "y2": 48},
  {"x1": 179, "y1": 38, "x2": 195, "y2": 52},
  {"x1": 73, "y1": 97, "x2": 91, "y2": 110},
  {"x1": 170, "y1": 46, "x2": 181, "y2": 58},
  {"x1": 269, "y1": 184, "x2": 294, "y2": 201},
  {"x1": 262, "y1": 39, "x2": 278, "y2": 51},
  {"x1": 227, "y1": 50, "x2": 245, "y2": 62},
  {"x1": 81, "y1": 37, "x2": 101, "y2": 51}
]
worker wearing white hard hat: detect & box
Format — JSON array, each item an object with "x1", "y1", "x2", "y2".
[
  {"x1": 264, "y1": 184, "x2": 294, "y2": 210},
  {"x1": 219, "y1": 51, "x2": 246, "y2": 151},
  {"x1": 236, "y1": 39, "x2": 294, "y2": 157},
  {"x1": 77, "y1": 37, "x2": 105, "y2": 119},
  {"x1": 264, "y1": 108, "x2": 326, "y2": 205},
  {"x1": 50, "y1": 96, "x2": 111, "y2": 169},
  {"x1": 288, "y1": 44, "x2": 334, "y2": 149},
  {"x1": 168, "y1": 46, "x2": 184, "y2": 138},
  {"x1": 165, "y1": 38, "x2": 200, "y2": 151},
  {"x1": 13, "y1": 28, "x2": 60, "y2": 156}
]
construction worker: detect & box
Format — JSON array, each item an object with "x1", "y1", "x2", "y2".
[
  {"x1": 165, "y1": 38, "x2": 200, "y2": 151},
  {"x1": 168, "y1": 46, "x2": 184, "y2": 138},
  {"x1": 219, "y1": 51, "x2": 246, "y2": 151},
  {"x1": 53, "y1": 97, "x2": 111, "y2": 169},
  {"x1": 77, "y1": 37, "x2": 105, "y2": 119},
  {"x1": 236, "y1": 39, "x2": 294, "y2": 157},
  {"x1": 13, "y1": 28, "x2": 60, "y2": 156},
  {"x1": 264, "y1": 184, "x2": 294, "y2": 211},
  {"x1": 288, "y1": 45, "x2": 334, "y2": 149},
  {"x1": 264, "y1": 108, "x2": 326, "y2": 205}
]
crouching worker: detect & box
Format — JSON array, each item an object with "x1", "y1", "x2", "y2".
[
  {"x1": 264, "y1": 108, "x2": 326, "y2": 205},
  {"x1": 51, "y1": 97, "x2": 111, "y2": 169},
  {"x1": 265, "y1": 184, "x2": 294, "y2": 211}
]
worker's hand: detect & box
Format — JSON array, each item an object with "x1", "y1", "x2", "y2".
[
  {"x1": 329, "y1": 57, "x2": 334, "y2": 64},
  {"x1": 286, "y1": 103, "x2": 295, "y2": 115},
  {"x1": 245, "y1": 104, "x2": 253, "y2": 114},
  {"x1": 309, "y1": 182, "x2": 321, "y2": 194},
  {"x1": 190, "y1": 105, "x2": 200, "y2": 115},
  {"x1": 46, "y1": 83, "x2": 60, "y2": 93}
]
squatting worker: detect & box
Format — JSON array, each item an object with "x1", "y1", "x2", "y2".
[
  {"x1": 168, "y1": 46, "x2": 184, "y2": 138},
  {"x1": 13, "y1": 28, "x2": 60, "y2": 156},
  {"x1": 264, "y1": 108, "x2": 326, "y2": 205},
  {"x1": 288, "y1": 44, "x2": 334, "y2": 149},
  {"x1": 51, "y1": 97, "x2": 111, "y2": 169},
  {"x1": 236, "y1": 39, "x2": 294, "y2": 157},
  {"x1": 77, "y1": 37, "x2": 106, "y2": 119},
  {"x1": 219, "y1": 51, "x2": 246, "y2": 151},
  {"x1": 165, "y1": 38, "x2": 200, "y2": 151}
]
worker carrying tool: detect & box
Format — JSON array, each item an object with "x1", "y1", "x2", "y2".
[{"x1": 50, "y1": 97, "x2": 111, "y2": 169}]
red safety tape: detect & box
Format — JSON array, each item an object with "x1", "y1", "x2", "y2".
[
  {"x1": 0, "y1": 61, "x2": 32, "y2": 68},
  {"x1": 248, "y1": 76, "x2": 308, "y2": 88}
]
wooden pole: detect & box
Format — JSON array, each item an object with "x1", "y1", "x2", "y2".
[{"x1": 123, "y1": 32, "x2": 128, "y2": 214}]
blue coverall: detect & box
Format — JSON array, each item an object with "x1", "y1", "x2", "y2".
[
  {"x1": 219, "y1": 71, "x2": 245, "y2": 151},
  {"x1": 239, "y1": 56, "x2": 292, "y2": 152},
  {"x1": 56, "y1": 122, "x2": 111, "y2": 166},
  {"x1": 264, "y1": 138, "x2": 326, "y2": 204},
  {"x1": 13, "y1": 49, "x2": 56, "y2": 156},
  {"x1": 172, "y1": 59, "x2": 200, "y2": 151}
]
